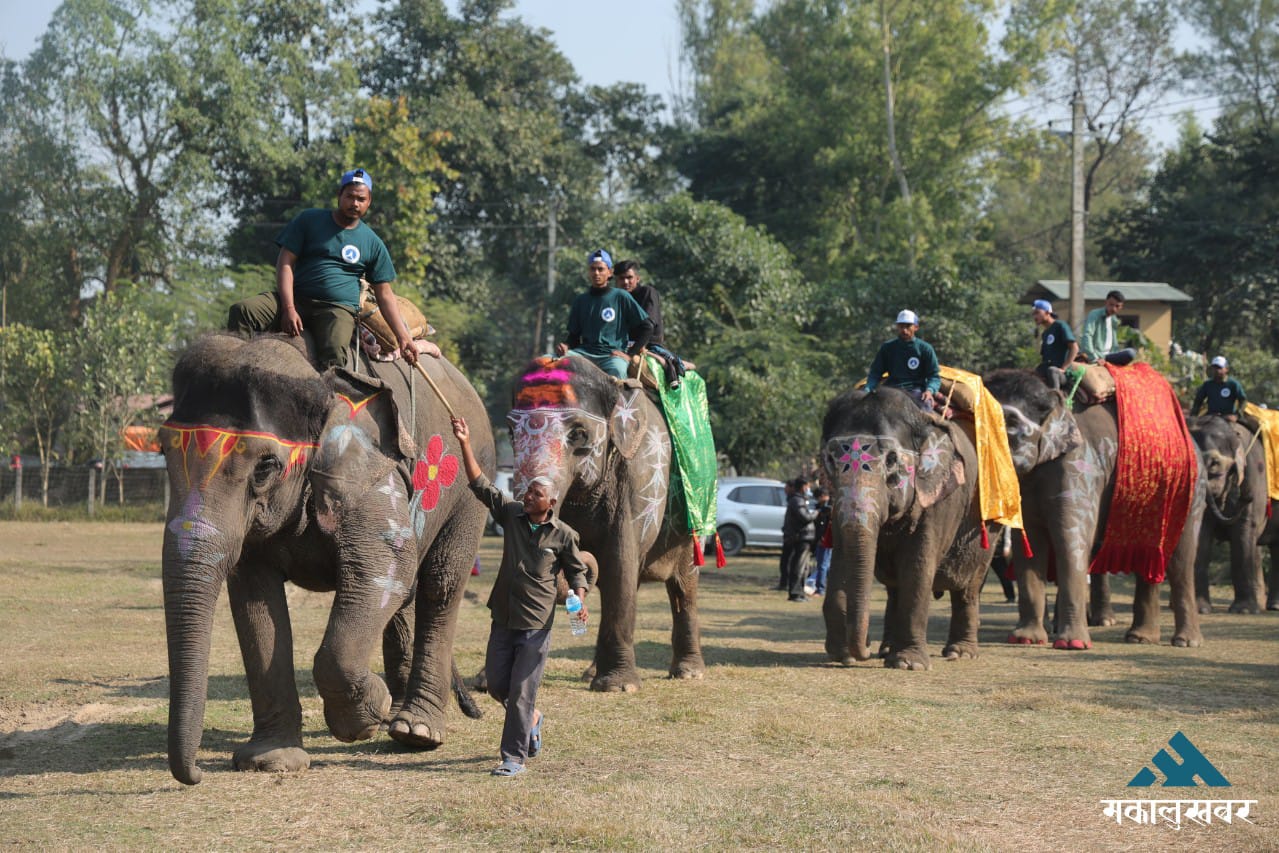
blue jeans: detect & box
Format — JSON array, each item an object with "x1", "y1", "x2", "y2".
[
  {"x1": 811, "y1": 545, "x2": 831, "y2": 593},
  {"x1": 570, "y1": 349, "x2": 630, "y2": 379}
]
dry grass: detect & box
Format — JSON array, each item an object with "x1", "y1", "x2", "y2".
[{"x1": 0, "y1": 521, "x2": 1276, "y2": 851}]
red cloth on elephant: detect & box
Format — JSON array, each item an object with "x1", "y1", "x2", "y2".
[{"x1": 1089, "y1": 362, "x2": 1198, "y2": 584}]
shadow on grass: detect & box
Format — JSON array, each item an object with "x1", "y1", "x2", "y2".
[{"x1": 50, "y1": 672, "x2": 323, "y2": 702}]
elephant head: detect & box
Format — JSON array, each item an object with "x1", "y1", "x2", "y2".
[
  {"x1": 983, "y1": 368, "x2": 1082, "y2": 475},
  {"x1": 506, "y1": 356, "x2": 648, "y2": 506},
  {"x1": 1187, "y1": 415, "x2": 1249, "y2": 524},
  {"x1": 160, "y1": 334, "x2": 425, "y2": 784},
  {"x1": 820, "y1": 388, "x2": 965, "y2": 661}
]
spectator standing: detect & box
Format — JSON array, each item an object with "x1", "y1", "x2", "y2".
[
  {"x1": 781, "y1": 477, "x2": 817, "y2": 601},
  {"x1": 808, "y1": 488, "x2": 832, "y2": 596}
]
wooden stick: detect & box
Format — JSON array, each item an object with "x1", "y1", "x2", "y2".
[
  {"x1": 414, "y1": 359, "x2": 457, "y2": 419},
  {"x1": 1244, "y1": 420, "x2": 1265, "y2": 459}
]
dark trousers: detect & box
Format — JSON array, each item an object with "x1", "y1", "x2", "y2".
[
  {"x1": 782, "y1": 539, "x2": 813, "y2": 597},
  {"x1": 227, "y1": 291, "x2": 356, "y2": 369},
  {"x1": 485, "y1": 624, "x2": 551, "y2": 764}
]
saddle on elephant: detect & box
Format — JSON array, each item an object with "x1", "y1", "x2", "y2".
[
  {"x1": 1064, "y1": 362, "x2": 1116, "y2": 405},
  {"x1": 631, "y1": 354, "x2": 724, "y2": 567},
  {"x1": 1242, "y1": 402, "x2": 1279, "y2": 504},
  {"x1": 357, "y1": 280, "x2": 434, "y2": 356},
  {"x1": 1090, "y1": 361, "x2": 1198, "y2": 584}
]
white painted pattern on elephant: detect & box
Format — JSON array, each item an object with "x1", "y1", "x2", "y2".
[
  {"x1": 507, "y1": 407, "x2": 607, "y2": 499},
  {"x1": 1057, "y1": 437, "x2": 1116, "y2": 570},
  {"x1": 373, "y1": 559, "x2": 408, "y2": 609},
  {"x1": 632, "y1": 425, "x2": 671, "y2": 541},
  {"x1": 320, "y1": 424, "x2": 374, "y2": 460},
  {"x1": 824, "y1": 434, "x2": 917, "y2": 529},
  {"x1": 167, "y1": 490, "x2": 224, "y2": 564}
]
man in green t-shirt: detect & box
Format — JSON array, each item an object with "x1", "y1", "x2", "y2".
[
  {"x1": 1191, "y1": 356, "x2": 1247, "y2": 421},
  {"x1": 228, "y1": 168, "x2": 418, "y2": 369},
  {"x1": 554, "y1": 249, "x2": 653, "y2": 378},
  {"x1": 865, "y1": 309, "x2": 942, "y2": 412},
  {"x1": 1032, "y1": 299, "x2": 1079, "y2": 390}
]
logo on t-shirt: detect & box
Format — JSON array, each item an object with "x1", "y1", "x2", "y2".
[
  {"x1": 907, "y1": 357, "x2": 921, "y2": 370},
  {"x1": 1046, "y1": 333, "x2": 1056, "y2": 345},
  {"x1": 601, "y1": 307, "x2": 617, "y2": 322},
  {"x1": 341, "y1": 244, "x2": 361, "y2": 263},
  {"x1": 1221, "y1": 387, "x2": 1231, "y2": 398}
]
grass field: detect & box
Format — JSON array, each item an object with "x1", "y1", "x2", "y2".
[{"x1": 0, "y1": 521, "x2": 1275, "y2": 851}]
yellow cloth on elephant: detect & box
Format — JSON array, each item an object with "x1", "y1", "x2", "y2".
[
  {"x1": 939, "y1": 366, "x2": 1024, "y2": 529},
  {"x1": 1243, "y1": 403, "x2": 1279, "y2": 501}
]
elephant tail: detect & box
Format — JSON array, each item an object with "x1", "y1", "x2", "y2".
[{"x1": 453, "y1": 658, "x2": 483, "y2": 719}]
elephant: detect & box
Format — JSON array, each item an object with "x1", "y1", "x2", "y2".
[
  {"x1": 505, "y1": 355, "x2": 704, "y2": 692},
  {"x1": 1187, "y1": 415, "x2": 1270, "y2": 613},
  {"x1": 819, "y1": 387, "x2": 992, "y2": 670},
  {"x1": 160, "y1": 333, "x2": 493, "y2": 784},
  {"x1": 983, "y1": 369, "x2": 1204, "y2": 649},
  {"x1": 1258, "y1": 500, "x2": 1279, "y2": 611}
]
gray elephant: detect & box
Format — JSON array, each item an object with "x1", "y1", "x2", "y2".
[
  {"x1": 1257, "y1": 499, "x2": 1279, "y2": 611},
  {"x1": 1188, "y1": 415, "x2": 1269, "y2": 613},
  {"x1": 505, "y1": 355, "x2": 704, "y2": 692},
  {"x1": 161, "y1": 334, "x2": 492, "y2": 784},
  {"x1": 820, "y1": 387, "x2": 992, "y2": 670},
  {"x1": 983, "y1": 369, "x2": 1204, "y2": 648}
]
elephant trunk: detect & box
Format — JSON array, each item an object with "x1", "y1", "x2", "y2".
[
  {"x1": 844, "y1": 525, "x2": 878, "y2": 662},
  {"x1": 162, "y1": 530, "x2": 239, "y2": 785}
]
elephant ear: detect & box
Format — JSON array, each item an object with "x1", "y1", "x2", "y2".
[
  {"x1": 322, "y1": 368, "x2": 416, "y2": 461},
  {"x1": 915, "y1": 423, "x2": 966, "y2": 509},
  {"x1": 1035, "y1": 403, "x2": 1082, "y2": 466},
  {"x1": 610, "y1": 386, "x2": 647, "y2": 459}
]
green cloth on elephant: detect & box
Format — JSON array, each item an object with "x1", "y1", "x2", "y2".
[{"x1": 643, "y1": 355, "x2": 718, "y2": 537}]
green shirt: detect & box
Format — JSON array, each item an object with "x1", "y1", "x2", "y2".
[
  {"x1": 1039, "y1": 319, "x2": 1077, "y2": 369},
  {"x1": 866, "y1": 337, "x2": 941, "y2": 394},
  {"x1": 1192, "y1": 378, "x2": 1247, "y2": 416},
  {"x1": 566, "y1": 287, "x2": 649, "y2": 358},
  {"x1": 1079, "y1": 307, "x2": 1121, "y2": 361},
  {"x1": 275, "y1": 209, "x2": 396, "y2": 309}
]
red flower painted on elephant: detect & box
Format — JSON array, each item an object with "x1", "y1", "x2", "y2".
[{"x1": 411, "y1": 434, "x2": 459, "y2": 512}]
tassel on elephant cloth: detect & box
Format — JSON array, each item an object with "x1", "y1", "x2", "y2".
[
  {"x1": 1090, "y1": 362, "x2": 1198, "y2": 585},
  {"x1": 1243, "y1": 402, "x2": 1279, "y2": 502},
  {"x1": 937, "y1": 366, "x2": 1025, "y2": 535}
]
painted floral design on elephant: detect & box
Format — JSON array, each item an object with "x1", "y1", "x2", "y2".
[
  {"x1": 506, "y1": 407, "x2": 606, "y2": 497},
  {"x1": 409, "y1": 434, "x2": 460, "y2": 535},
  {"x1": 633, "y1": 426, "x2": 671, "y2": 541},
  {"x1": 1058, "y1": 437, "x2": 1117, "y2": 570}
]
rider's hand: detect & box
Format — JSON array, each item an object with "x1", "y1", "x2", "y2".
[
  {"x1": 281, "y1": 306, "x2": 303, "y2": 337},
  {"x1": 555, "y1": 342, "x2": 569, "y2": 357}
]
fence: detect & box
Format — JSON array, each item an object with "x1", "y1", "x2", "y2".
[{"x1": 0, "y1": 466, "x2": 169, "y2": 516}]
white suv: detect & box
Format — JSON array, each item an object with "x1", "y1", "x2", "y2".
[{"x1": 714, "y1": 476, "x2": 788, "y2": 557}]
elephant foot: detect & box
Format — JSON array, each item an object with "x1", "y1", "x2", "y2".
[
  {"x1": 1197, "y1": 598, "x2": 1213, "y2": 615},
  {"x1": 876, "y1": 642, "x2": 892, "y2": 659},
  {"x1": 1088, "y1": 609, "x2": 1117, "y2": 627},
  {"x1": 387, "y1": 714, "x2": 445, "y2": 750},
  {"x1": 1267, "y1": 597, "x2": 1279, "y2": 611},
  {"x1": 590, "y1": 669, "x2": 642, "y2": 693},
  {"x1": 1052, "y1": 637, "x2": 1092, "y2": 650},
  {"x1": 1124, "y1": 629, "x2": 1160, "y2": 644},
  {"x1": 884, "y1": 647, "x2": 930, "y2": 671},
  {"x1": 1171, "y1": 631, "x2": 1203, "y2": 648},
  {"x1": 323, "y1": 675, "x2": 392, "y2": 743},
  {"x1": 1006, "y1": 625, "x2": 1048, "y2": 645},
  {"x1": 668, "y1": 657, "x2": 706, "y2": 680},
  {"x1": 941, "y1": 642, "x2": 978, "y2": 661},
  {"x1": 1227, "y1": 599, "x2": 1262, "y2": 614},
  {"x1": 232, "y1": 740, "x2": 310, "y2": 774},
  {"x1": 825, "y1": 638, "x2": 850, "y2": 663},
  {"x1": 580, "y1": 662, "x2": 597, "y2": 682}
]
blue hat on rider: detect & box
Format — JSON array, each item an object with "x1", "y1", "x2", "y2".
[
  {"x1": 1032, "y1": 299, "x2": 1052, "y2": 312},
  {"x1": 340, "y1": 168, "x2": 372, "y2": 191},
  {"x1": 588, "y1": 249, "x2": 613, "y2": 269}
]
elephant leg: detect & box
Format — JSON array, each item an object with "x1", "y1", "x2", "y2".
[
  {"x1": 1009, "y1": 533, "x2": 1049, "y2": 645},
  {"x1": 226, "y1": 563, "x2": 310, "y2": 774},
  {"x1": 1193, "y1": 520, "x2": 1215, "y2": 614},
  {"x1": 383, "y1": 597, "x2": 415, "y2": 708},
  {"x1": 590, "y1": 533, "x2": 643, "y2": 693},
  {"x1": 1126, "y1": 577, "x2": 1161, "y2": 644},
  {"x1": 664, "y1": 562, "x2": 705, "y2": 680},
  {"x1": 1167, "y1": 516, "x2": 1204, "y2": 647},
  {"x1": 1049, "y1": 533, "x2": 1093, "y2": 651},
  {"x1": 941, "y1": 572, "x2": 982, "y2": 661},
  {"x1": 388, "y1": 512, "x2": 482, "y2": 749},
  {"x1": 883, "y1": 549, "x2": 932, "y2": 671},
  {"x1": 1088, "y1": 573, "x2": 1117, "y2": 627},
  {"x1": 1227, "y1": 526, "x2": 1265, "y2": 614},
  {"x1": 877, "y1": 589, "x2": 895, "y2": 658}
]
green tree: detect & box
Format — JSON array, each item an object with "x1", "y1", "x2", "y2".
[
  {"x1": 0, "y1": 325, "x2": 75, "y2": 505},
  {"x1": 1181, "y1": 0, "x2": 1279, "y2": 133}
]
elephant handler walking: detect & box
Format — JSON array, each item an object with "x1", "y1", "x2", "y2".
[{"x1": 452, "y1": 416, "x2": 591, "y2": 777}]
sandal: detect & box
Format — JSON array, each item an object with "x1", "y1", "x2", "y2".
[
  {"x1": 490, "y1": 760, "x2": 526, "y2": 777},
  {"x1": 528, "y1": 711, "x2": 543, "y2": 757}
]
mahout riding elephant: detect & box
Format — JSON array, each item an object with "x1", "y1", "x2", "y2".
[
  {"x1": 505, "y1": 355, "x2": 703, "y2": 692},
  {"x1": 819, "y1": 387, "x2": 992, "y2": 670},
  {"x1": 1187, "y1": 415, "x2": 1269, "y2": 613},
  {"x1": 983, "y1": 369, "x2": 1205, "y2": 648},
  {"x1": 161, "y1": 333, "x2": 492, "y2": 784}
]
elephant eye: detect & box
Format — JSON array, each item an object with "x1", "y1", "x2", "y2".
[
  {"x1": 567, "y1": 426, "x2": 589, "y2": 446},
  {"x1": 252, "y1": 456, "x2": 283, "y2": 487}
]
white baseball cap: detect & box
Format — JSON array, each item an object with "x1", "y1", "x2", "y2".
[
  {"x1": 1210, "y1": 356, "x2": 1228, "y2": 369},
  {"x1": 896, "y1": 309, "x2": 919, "y2": 325}
]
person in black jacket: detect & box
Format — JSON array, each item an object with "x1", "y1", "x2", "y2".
[{"x1": 781, "y1": 477, "x2": 818, "y2": 601}]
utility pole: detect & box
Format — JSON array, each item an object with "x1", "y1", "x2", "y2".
[
  {"x1": 1069, "y1": 90, "x2": 1086, "y2": 331},
  {"x1": 544, "y1": 200, "x2": 558, "y2": 355}
]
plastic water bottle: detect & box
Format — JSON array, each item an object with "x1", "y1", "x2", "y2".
[{"x1": 564, "y1": 592, "x2": 587, "y2": 636}]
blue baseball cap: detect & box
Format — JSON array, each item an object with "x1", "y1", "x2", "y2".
[
  {"x1": 1032, "y1": 299, "x2": 1052, "y2": 312},
  {"x1": 588, "y1": 249, "x2": 613, "y2": 269},
  {"x1": 340, "y1": 168, "x2": 372, "y2": 191}
]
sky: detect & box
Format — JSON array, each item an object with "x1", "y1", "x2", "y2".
[{"x1": 1, "y1": 0, "x2": 686, "y2": 102}]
